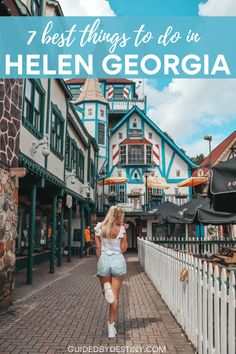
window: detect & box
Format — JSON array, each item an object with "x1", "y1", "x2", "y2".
[
  {"x1": 128, "y1": 145, "x2": 144, "y2": 164},
  {"x1": 176, "y1": 170, "x2": 181, "y2": 177},
  {"x1": 100, "y1": 108, "x2": 105, "y2": 117},
  {"x1": 118, "y1": 132, "x2": 123, "y2": 139},
  {"x1": 120, "y1": 145, "x2": 126, "y2": 164},
  {"x1": 133, "y1": 119, "x2": 137, "y2": 128},
  {"x1": 113, "y1": 86, "x2": 124, "y2": 100},
  {"x1": 148, "y1": 132, "x2": 152, "y2": 139},
  {"x1": 88, "y1": 107, "x2": 93, "y2": 116},
  {"x1": 118, "y1": 185, "x2": 125, "y2": 203},
  {"x1": 120, "y1": 143, "x2": 152, "y2": 165},
  {"x1": 70, "y1": 86, "x2": 82, "y2": 100},
  {"x1": 65, "y1": 134, "x2": 71, "y2": 170},
  {"x1": 23, "y1": 79, "x2": 45, "y2": 138},
  {"x1": 31, "y1": 0, "x2": 42, "y2": 15},
  {"x1": 98, "y1": 123, "x2": 105, "y2": 145},
  {"x1": 90, "y1": 160, "x2": 95, "y2": 188},
  {"x1": 109, "y1": 185, "x2": 116, "y2": 193},
  {"x1": 146, "y1": 145, "x2": 152, "y2": 163},
  {"x1": 134, "y1": 173, "x2": 138, "y2": 179},
  {"x1": 51, "y1": 105, "x2": 64, "y2": 158},
  {"x1": 71, "y1": 142, "x2": 78, "y2": 175},
  {"x1": 78, "y1": 150, "x2": 85, "y2": 182}
]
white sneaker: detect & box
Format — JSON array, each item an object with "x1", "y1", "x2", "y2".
[
  {"x1": 108, "y1": 321, "x2": 116, "y2": 338},
  {"x1": 112, "y1": 322, "x2": 117, "y2": 335},
  {"x1": 103, "y1": 282, "x2": 115, "y2": 304}
]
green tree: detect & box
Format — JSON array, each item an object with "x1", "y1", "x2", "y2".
[{"x1": 191, "y1": 154, "x2": 205, "y2": 165}]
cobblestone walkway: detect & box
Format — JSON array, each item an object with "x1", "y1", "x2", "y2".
[{"x1": 0, "y1": 252, "x2": 195, "y2": 354}]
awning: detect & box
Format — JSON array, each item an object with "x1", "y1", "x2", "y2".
[
  {"x1": 208, "y1": 157, "x2": 236, "y2": 213},
  {"x1": 98, "y1": 176, "x2": 128, "y2": 186},
  {"x1": 178, "y1": 176, "x2": 208, "y2": 187}
]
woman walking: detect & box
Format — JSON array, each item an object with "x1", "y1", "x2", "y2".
[{"x1": 94, "y1": 206, "x2": 128, "y2": 338}]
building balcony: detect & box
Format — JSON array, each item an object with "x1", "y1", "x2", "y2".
[
  {"x1": 108, "y1": 97, "x2": 147, "y2": 113},
  {"x1": 97, "y1": 194, "x2": 189, "y2": 214}
]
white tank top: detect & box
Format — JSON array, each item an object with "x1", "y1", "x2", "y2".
[{"x1": 94, "y1": 222, "x2": 126, "y2": 255}]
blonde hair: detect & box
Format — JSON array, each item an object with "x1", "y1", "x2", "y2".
[{"x1": 101, "y1": 206, "x2": 124, "y2": 240}]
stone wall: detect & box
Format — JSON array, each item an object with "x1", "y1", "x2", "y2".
[{"x1": 0, "y1": 79, "x2": 23, "y2": 310}]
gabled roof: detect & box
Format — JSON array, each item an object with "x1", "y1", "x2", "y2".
[
  {"x1": 110, "y1": 106, "x2": 198, "y2": 168},
  {"x1": 71, "y1": 79, "x2": 108, "y2": 105},
  {"x1": 193, "y1": 130, "x2": 236, "y2": 176}
]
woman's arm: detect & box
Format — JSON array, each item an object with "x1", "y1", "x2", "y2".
[
  {"x1": 95, "y1": 235, "x2": 101, "y2": 260},
  {"x1": 120, "y1": 234, "x2": 128, "y2": 253}
]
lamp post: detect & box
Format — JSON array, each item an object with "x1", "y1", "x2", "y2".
[
  {"x1": 143, "y1": 168, "x2": 151, "y2": 211},
  {"x1": 99, "y1": 169, "x2": 106, "y2": 212},
  {"x1": 204, "y1": 135, "x2": 213, "y2": 167}
]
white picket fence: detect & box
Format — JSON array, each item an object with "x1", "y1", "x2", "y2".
[{"x1": 137, "y1": 238, "x2": 236, "y2": 354}]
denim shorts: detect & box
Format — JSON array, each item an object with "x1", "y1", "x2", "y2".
[{"x1": 97, "y1": 253, "x2": 127, "y2": 277}]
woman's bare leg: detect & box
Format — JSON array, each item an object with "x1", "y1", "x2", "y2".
[
  {"x1": 98, "y1": 275, "x2": 112, "y2": 295},
  {"x1": 108, "y1": 274, "x2": 125, "y2": 323}
]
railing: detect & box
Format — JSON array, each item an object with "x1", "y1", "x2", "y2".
[
  {"x1": 96, "y1": 194, "x2": 189, "y2": 212},
  {"x1": 138, "y1": 238, "x2": 236, "y2": 354},
  {"x1": 108, "y1": 98, "x2": 146, "y2": 113},
  {"x1": 153, "y1": 238, "x2": 236, "y2": 255}
]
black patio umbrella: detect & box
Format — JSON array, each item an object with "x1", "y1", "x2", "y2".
[
  {"x1": 208, "y1": 157, "x2": 236, "y2": 213},
  {"x1": 182, "y1": 196, "x2": 210, "y2": 224},
  {"x1": 166, "y1": 195, "x2": 208, "y2": 224},
  {"x1": 156, "y1": 201, "x2": 180, "y2": 224},
  {"x1": 198, "y1": 205, "x2": 236, "y2": 225}
]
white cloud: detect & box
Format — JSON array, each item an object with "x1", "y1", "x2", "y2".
[
  {"x1": 182, "y1": 134, "x2": 225, "y2": 157},
  {"x1": 59, "y1": 0, "x2": 115, "y2": 16},
  {"x1": 199, "y1": 0, "x2": 236, "y2": 16},
  {"x1": 144, "y1": 78, "x2": 236, "y2": 152}
]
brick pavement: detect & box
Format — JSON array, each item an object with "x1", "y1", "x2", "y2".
[{"x1": 0, "y1": 251, "x2": 196, "y2": 354}]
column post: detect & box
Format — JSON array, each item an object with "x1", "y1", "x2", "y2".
[
  {"x1": 50, "y1": 195, "x2": 57, "y2": 273},
  {"x1": 80, "y1": 205, "x2": 85, "y2": 258},
  {"x1": 57, "y1": 210, "x2": 63, "y2": 267},
  {"x1": 67, "y1": 207, "x2": 72, "y2": 262},
  {"x1": 27, "y1": 184, "x2": 37, "y2": 285}
]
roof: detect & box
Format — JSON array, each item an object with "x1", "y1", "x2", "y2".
[
  {"x1": 71, "y1": 79, "x2": 108, "y2": 105},
  {"x1": 120, "y1": 138, "x2": 151, "y2": 145},
  {"x1": 110, "y1": 106, "x2": 198, "y2": 168},
  {"x1": 193, "y1": 130, "x2": 236, "y2": 176},
  {"x1": 65, "y1": 78, "x2": 134, "y2": 85}
]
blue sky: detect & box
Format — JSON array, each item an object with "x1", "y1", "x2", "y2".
[
  {"x1": 60, "y1": 0, "x2": 236, "y2": 158},
  {"x1": 109, "y1": 0, "x2": 205, "y2": 16}
]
